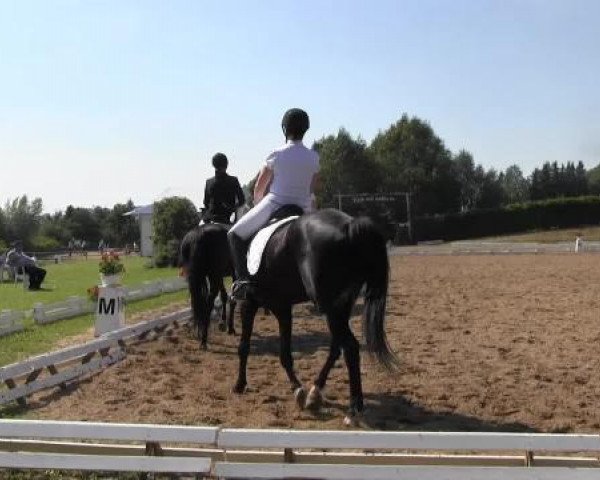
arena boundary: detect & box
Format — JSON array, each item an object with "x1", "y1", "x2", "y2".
[
  {"x1": 0, "y1": 309, "x2": 191, "y2": 406},
  {"x1": 1, "y1": 420, "x2": 600, "y2": 478}
]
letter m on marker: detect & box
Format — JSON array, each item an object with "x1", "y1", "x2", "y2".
[{"x1": 98, "y1": 298, "x2": 116, "y2": 315}]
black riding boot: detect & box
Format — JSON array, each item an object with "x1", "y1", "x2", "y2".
[{"x1": 228, "y1": 232, "x2": 254, "y2": 300}]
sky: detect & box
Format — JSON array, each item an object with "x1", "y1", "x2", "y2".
[{"x1": 1, "y1": 0, "x2": 599, "y2": 213}]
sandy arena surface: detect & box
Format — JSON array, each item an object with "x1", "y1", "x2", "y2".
[{"x1": 19, "y1": 254, "x2": 600, "y2": 433}]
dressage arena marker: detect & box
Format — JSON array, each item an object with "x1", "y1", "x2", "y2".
[
  {"x1": 1, "y1": 421, "x2": 600, "y2": 478},
  {"x1": 0, "y1": 309, "x2": 191, "y2": 407}
]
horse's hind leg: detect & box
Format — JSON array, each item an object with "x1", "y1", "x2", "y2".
[
  {"x1": 201, "y1": 278, "x2": 220, "y2": 349},
  {"x1": 227, "y1": 296, "x2": 236, "y2": 335},
  {"x1": 339, "y1": 323, "x2": 363, "y2": 424},
  {"x1": 218, "y1": 283, "x2": 228, "y2": 332},
  {"x1": 320, "y1": 302, "x2": 363, "y2": 423},
  {"x1": 233, "y1": 299, "x2": 259, "y2": 394},
  {"x1": 306, "y1": 337, "x2": 341, "y2": 411},
  {"x1": 272, "y1": 305, "x2": 305, "y2": 408}
]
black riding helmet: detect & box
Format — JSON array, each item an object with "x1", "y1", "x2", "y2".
[
  {"x1": 212, "y1": 152, "x2": 228, "y2": 170},
  {"x1": 281, "y1": 108, "x2": 309, "y2": 139}
]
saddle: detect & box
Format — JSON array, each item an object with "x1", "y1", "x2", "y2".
[{"x1": 247, "y1": 205, "x2": 304, "y2": 276}]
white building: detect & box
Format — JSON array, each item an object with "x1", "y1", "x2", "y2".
[{"x1": 124, "y1": 205, "x2": 154, "y2": 257}]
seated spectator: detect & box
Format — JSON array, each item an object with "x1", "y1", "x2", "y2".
[{"x1": 6, "y1": 241, "x2": 47, "y2": 290}]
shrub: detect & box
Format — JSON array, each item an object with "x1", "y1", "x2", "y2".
[
  {"x1": 30, "y1": 234, "x2": 61, "y2": 252},
  {"x1": 414, "y1": 196, "x2": 600, "y2": 241}
]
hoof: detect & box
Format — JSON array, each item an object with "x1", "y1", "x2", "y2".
[
  {"x1": 343, "y1": 411, "x2": 363, "y2": 427},
  {"x1": 305, "y1": 385, "x2": 322, "y2": 411},
  {"x1": 218, "y1": 322, "x2": 227, "y2": 332},
  {"x1": 232, "y1": 383, "x2": 247, "y2": 394},
  {"x1": 294, "y1": 387, "x2": 307, "y2": 410},
  {"x1": 228, "y1": 328, "x2": 236, "y2": 336},
  {"x1": 200, "y1": 342, "x2": 208, "y2": 351}
]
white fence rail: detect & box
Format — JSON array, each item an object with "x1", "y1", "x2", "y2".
[
  {"x1": 33, "y1": 296, "x2": 92, "y2": 325},
  {"x1": 0, "y1": 309, "x2": 190, "y2": 406},
  {"x1": 0, "y1": 310, "x2": 25, "y2": 338},
  {"x1": 0, "y1": 277, "x2": 189, "y2": 333},
  {"x1": 1, "y1": 421, "x2": 600, "y2": 478}
]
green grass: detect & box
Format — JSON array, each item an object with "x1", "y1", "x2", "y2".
[
  {"x1": 0, "y1": 255, "x2": 180, "y2": 312},
  {"x1": 0, "y1": 290, "x2": 189, "y2": 367},
  {"x1": 482, "y1": 225, "x2": 600, "y2": 243}
]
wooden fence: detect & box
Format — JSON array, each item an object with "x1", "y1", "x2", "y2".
[
  {"x1": 0, "y1": 309, "x2": 190, "y2": 406},
  {"x1": 1, "y1": 421, "x2": 600, "y2": 478},
  {"x1": 0, "y1": 277, "x2": 189, "y2": 337},
  {"x1": 0, "y1": 310, "x2": 25, "y2": 337}
]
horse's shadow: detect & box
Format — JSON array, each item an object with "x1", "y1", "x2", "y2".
[
  {"x1": 249, "y1": 330, "x2": 332, "y2": 357},
  {"x1": 343, "y1": 392, "x2": 539, "y2": 432}
]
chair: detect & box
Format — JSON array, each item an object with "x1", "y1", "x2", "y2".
[
  {"x1": 12, "y1": 265, "x2": 29, "y2": 289},
  {"x1": 0, "y1": 254, "x2": 7, "y2": 282}
]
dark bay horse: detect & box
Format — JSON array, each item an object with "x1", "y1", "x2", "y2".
[
  {"x1": 232, "y1": 208, "x2": 396, "y2": 424},
  {"x1": 179, "y1": 223, "x2": 236, "y2": 348}
]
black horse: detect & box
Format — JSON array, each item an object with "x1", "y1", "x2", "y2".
[
  {"x1": 179, "y1": 223, "x2": 236, "y2": 348},
  {"x1": 231, "y1": 208, "x2": 396, "y2": 424}
]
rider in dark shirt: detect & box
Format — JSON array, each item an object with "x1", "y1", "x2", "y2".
[{"x1": 203, "y1": 153, "x2": 246, "y2": 224}]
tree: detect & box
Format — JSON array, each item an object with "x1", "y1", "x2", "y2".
[
  {"x1": 587, "y1": 162, "x2": 600, "y2": 194},
  {"x1": 104, "y1": 200, "x2": 140, "y2": 247},
  {"x1": 63, "y1": 205, "x2": 104, "y2": 244},
  {"x1": 453, "y1": 150, "x2": 478, "y2": 211},
  {"x1": 2, "y1": 195, "x2": 43, "y2": 248},
  {"x1": 313, "y1": 129, "x2": 380, "y2": 207},
  {"x1": 369, "y1": 114, "x2": 460, "y2": 215},
  {"x1": 500, "y1": 165, "x2": 529, "y2": 204},
  {"x1": 153, "y1": 196, "x2": 199, "y2": 267},
  {"x1": 0, "y1": 206, "x2": 6, "y2": 250}
]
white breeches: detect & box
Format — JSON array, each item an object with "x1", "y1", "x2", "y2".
[{"x1": 228, "y1": 193, "x2": 308, "y2": 241}]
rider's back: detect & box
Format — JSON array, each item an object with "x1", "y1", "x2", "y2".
[{"x1": 266, "y1": 142, "x2": 319, "y2": 208}]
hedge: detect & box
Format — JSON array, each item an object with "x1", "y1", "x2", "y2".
[{"x1": 414, "y1": 196, "x2": 600, "y2": 242}]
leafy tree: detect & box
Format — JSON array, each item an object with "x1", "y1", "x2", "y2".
[
  {"x1": 500, "y1": 165, "x2": 529, "y2": 204},
  {"x1": 104, "y1": 200, "x2": 139, "y2": 247},
  {"x1": 2, "y1": 195, "x2": 43, "y2": 248},
  {"x1": 0, "y1": 206, "x2": 6, "y2": 251},
  {"x1": 313, "y1": 129, "x2": 380, "y2": 207},
  {"x1": 153, "y1": 196, "x2": 199, "y2": 267},
  {"x1": 587, "y1": 162, "x2": 600, "y2": 194},
  {"x1": 476, "y1": 168, "x2": 506, "y2": 209},
  {"x1": 369, "y1": 114, "x2": 460, "y2": 215},
  {"x1": 453, "y1": 150, "x2": 479, "y2": 211},
  {"x1": 63, "y1": 205, "x2": 104, "y2": 244}
]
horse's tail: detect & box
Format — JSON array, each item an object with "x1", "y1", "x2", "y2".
[
  {"x1": 347, "y1": 217, "x2": 398, "y2": 370},
  {"x1": 180, "y1": 229, "x2": 210, "y2": 328}
]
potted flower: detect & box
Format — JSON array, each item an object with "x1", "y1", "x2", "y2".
[
  {"x1": 99, "y1": 251, "x2": 125, "y2": 286},
  {"x1": 87, "y1": 285, "x2": 99, "y2": 302}
]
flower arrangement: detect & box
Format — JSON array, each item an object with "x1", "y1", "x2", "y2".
[
  {"x1": 87, "y1": 285, "x2": 99, "y2": 302},
  {"x1": 99, "y1": 251, "x2": 125, "y2": 275}
]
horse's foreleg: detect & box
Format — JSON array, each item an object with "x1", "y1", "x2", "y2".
[{"x1": 233, "y1": 299, "x2": 258, "y2": 394}]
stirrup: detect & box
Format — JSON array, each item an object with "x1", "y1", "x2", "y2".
[{"x1": 231, "y1": 280, "x2": 256, "y2": 301}]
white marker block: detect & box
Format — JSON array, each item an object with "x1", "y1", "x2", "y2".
[{"x1": 95, "y1": 286, "x2": 125, "y2": 336}]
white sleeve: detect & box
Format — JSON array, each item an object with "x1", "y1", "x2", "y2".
[{"x1": 265, "y1": 150, "x2": 277, "y2": 170}]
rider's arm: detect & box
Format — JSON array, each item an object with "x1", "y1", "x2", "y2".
[
  {"x1": 254, "y1": 166, "x2": 273, "y2": 204},
  {"x1": 203, "y1": 179, "x2": 211, "y2": 209},
  {"x1": 234, "y1": 178, "x2": 246, "y2": 207},
  {"x1": 310, "y1": 172, "x2": 320, "y2": 194}
]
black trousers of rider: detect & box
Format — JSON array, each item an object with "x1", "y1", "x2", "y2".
[{"x1": 24, "y1": 265, "x2": 46, "y2": 289}]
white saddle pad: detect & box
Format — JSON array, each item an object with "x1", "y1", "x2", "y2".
[{"x1": 247, "y1": 216, "x2": 299, "y2": 276}]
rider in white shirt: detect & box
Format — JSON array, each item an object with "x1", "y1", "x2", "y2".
[{"x1": 228, "y1": 108, "x2": 319, "y2": 299}]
